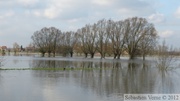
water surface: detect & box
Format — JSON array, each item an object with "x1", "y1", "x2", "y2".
[{"x1": 0, "y1": 56, "x2": 180, "y2": 101}]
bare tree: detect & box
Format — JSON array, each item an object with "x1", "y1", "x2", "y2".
[
  {"x1": 156, "y1": 40, "x2": 177, "y2": 70},
  {"x1": 13, "y1": 42, "x2": 20, "y2": 55},
  {"x1": 107, "y1": 20, "x2": 126, "y2": 59},
  {"x1": 77, "y1": 24, "x2": 98, "y2": 58},
  {"x1": 139, "y1": 24, "x2": 158, "y2": 60},
  {"x1": 96, "y1": 19, "x2": 109, "y2": 59},
  {"x1": 86, "y1": 24, "x2": 98, "y2": 58},
  {"x1": 48, "y1": 27, "x2": 62, "y2": 57},
  {"x1": 123, "y1": 17, "x2": 157, "y2": 59},
  {"x1": 77, "y1": 27, "x2": 89, "y2": 58},
  {"x1": 31, "y1": 27, "x2": 62, "y2": 57},
  {"x1": 61, "y1": 31, "x2": 78, "y2": 57},
  {"x1": 31, "y1": 30, "x2": 47, "y2": 57}
]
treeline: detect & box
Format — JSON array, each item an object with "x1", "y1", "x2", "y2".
[{"x1": 31, "y1": 17, "x2": 158, "y2": 60}]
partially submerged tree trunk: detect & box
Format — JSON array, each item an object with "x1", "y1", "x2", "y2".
[
  {"x1": 113, "y1": 53, "x2": 117, "y2": 59},
  {"x1": 129, "y1": 53, "x2": 135, "y2": 60},
  {"x1": 70, "y1": 52, "x2": 73, "y2": 57},
  {"x1": 41, "y1": 52, "x2": 45, "y2": 57},
  {"x1": 84, "y1": 53, "x2": 88, "y2": 58},
  {"x1": 117, "y1": 54, "x2": 121, "y2": 59},
  {"x1": 90, "y1": 52, "x2": 95, "y2": 58},
  {"x1": 48, "y1": 51, "x2": 51, "y2": 57},
  {"x1": 53, "y1": 51, "x2": 56, "y2": 57},
  {"x1": 142, "y1": 53, "x2": 145, "y2": 61}
]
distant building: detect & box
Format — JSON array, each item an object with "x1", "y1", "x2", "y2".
[
  {"x1": 0, "y1": 46, "x2": 7, "y2": 51},
  {"x1": 0, "y1": 46, "x2": 8, "y2": 55}
]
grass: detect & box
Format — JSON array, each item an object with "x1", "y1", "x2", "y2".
[{"x1": 0, "y1": 67, "x2": 103, "y2": 71}]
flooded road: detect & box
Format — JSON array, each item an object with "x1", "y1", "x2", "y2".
[{"x1": 0, "y1": 56, "x2": 180, "y2": 101}]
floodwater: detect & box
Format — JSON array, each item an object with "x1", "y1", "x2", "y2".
[{"x1": 0, "y1": 55, "x2": 180, "y2": 101}]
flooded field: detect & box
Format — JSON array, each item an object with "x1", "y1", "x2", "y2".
[{"x1": 0, "y1": 55, "x2": 180, "y2": 101}]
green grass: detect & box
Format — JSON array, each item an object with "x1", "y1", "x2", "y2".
[{"x1": 0, "y1": 67, "x2": 104, "y2": 71}]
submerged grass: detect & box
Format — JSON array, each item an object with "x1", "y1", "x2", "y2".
[{"x1": 0, "y1": 67, "x2": 102, "y2": 71}]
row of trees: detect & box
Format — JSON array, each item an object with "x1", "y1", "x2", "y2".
[
  {"x1": 31, "y1": 17, "x2": 158, "y2": 60},
  {"x1": 31, "y1": 27, "x2": 78, "y2": 57}
]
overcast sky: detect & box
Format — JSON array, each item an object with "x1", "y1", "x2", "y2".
[{"x1": 0, "y1": 0, "x2": 180, "y2": 48}]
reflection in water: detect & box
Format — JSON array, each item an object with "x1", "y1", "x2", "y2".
[
  {"x1": 30, "y1": 60, "x2": 115, "y2": 69},
  {"x1": 29, "y1": 61, "x2": 180, "y2": 101},
  {"x1": 154, "y1": 70, "x2": 178, "y2": 93},
  {"x1": 0, "y1": 72, "x2": 2, "y2": 86},
  {"x1": 13, "y1": 59, "x2": 19, "y2": 64},
  {"x1": 1, "y1": 57, "x2": 180, "y2": 101},
  {"x1": 124, "y1": 63, "x2": 156, "y2": 94}
]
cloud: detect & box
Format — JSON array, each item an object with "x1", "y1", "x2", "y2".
[
  {"x1": 31, "y1": 9, "x2": 61, "y2": 20},
  {"x1": 159, "y1": 30, "x2": 174, "y2": 38},
  {"x1": 175, "y1": 7, "x2": 180, "y2": 18},
  {"x1": 17, "y1": 0, "x2": 39, "y2": 6},
  {"x1": 44, "y1": 6, "x2": 62, "y2": 19},
  {"x1": 0, "y1": 10, "x2": 15, "y2": 20},
  {"x1": 92, "y1": 0, "x2": 112, "y2": 6},
  {"x1": 27, "y1": 0, "x2": 89, "y2": 20},
  {"x1": 114, "y1": 0, "x2": 155, "y2": 18},
  {"x1": 27, "y1": 0, "x2": 155, "y2": 20},
  {"x1": 148, "y1": 12, "x2": 165, "y2": 23}
]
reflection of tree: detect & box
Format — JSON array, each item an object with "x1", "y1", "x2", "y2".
[
  {"x1": 30, "y1": 60, "x2": 58, "y2": 68},
  {"x1": 139, "y1": 63, "x2": 156, "y2": 93},
  {"x1": 154, "y1": 70, "x2": 176, "y2": 93},
  {"x1": 124, "y1": 63, "x2": 140, "y2": 93},
  {"x1": 13, "y1": 59, "x2": 19, "y2": 64},
  {"x1": 30, "y1": 60, "x2": 180, "y2": 100},
  {"x1": 99, "y1": 61, "x2": 110, "y2": 68},
  {"x1": 78, "y1": 62, "x2": 160, "y2": 96},
  {"x1": 30, "y1": 60, "x2": 76, "y2": 69},
  {"x1": 0, "y1": 72, "x2": 2, "y2": 86},
  {"x1": 30, "y1": 59, "x2": 118, "y2": 69},
  {"x1": 79, "y1": 64, "x2": 125, "y2": 98},
  {"x1": 79, "y1": 61, "x2": 112, "y2": 68},
  {"x1": 112, "y1": 62, "x2": 121, "y2": 68},
  {"x1": 123, "y1": 62, "x2": 158, "y2": 94}
]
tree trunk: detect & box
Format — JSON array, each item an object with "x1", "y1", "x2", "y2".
[
  {"x1": 41, "y1": 52, "x2": 45, "y2": 57},
  {"x1": 84, "y1": 53, "x2": 88, "y2": 58},
  {"x1": 48, "y1": 52, "x2": 51, "y2": 57},
  {"x1": 143, "y1": 54, "x2": 145, "y2": 61},
  {"x1": 117, "y1": 54, "x2": 121, "y2": 59},
  {"x1": 129, "y1": 54, "x2": 135, "y2": 60},
  {"x1": 113, "y1": 54, "x2": 117, "y2": 59},
  {"x1": 70, "y1": 52, "x2": 73, "y2": 57},
  {"x1": 91, "y1": 53, "x2": 94, "y2": 58},
  {"x1": 100, "y1": 53, "x2": 105, "y2": 59},
  {"x1": 53, "y1": 52, "x2": 55, "y2": 57}
]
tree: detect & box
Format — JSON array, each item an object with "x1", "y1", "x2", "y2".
[
  {"x1": 77, "y1": 24, "x2": 98, "y2": 58},
  {"x1": 123, "y1": 17, "x2": 157, "y2": 59},
  {"x1": 48, "y1": 27, "x2": 62, "y2": 57},
  {"x1": 77, "y1": 27, "x2": 89, "y2": 58},
  {"x1": 107, "y1": 20, "x2": 126, "y2": 59},
  {"x1": 32, "y1": 30, "x2": 47, "y2": 57},
  {"x1": 156, "y1": 40, "x2": 177, "y2": 70},
  {"x1": 86, "y1": 24, "x2": 98, "y2": 58},
  {"x1": 13, "y1": 42, "x2": 19, "y2": 55},
  {"x1": 61, "y1": 31, "x2": 78, "y2": 57},
  {"x1": 139, "y1": 25, "x2": 158, "y2": 60},
  {"x1": 96, "y1": 19, "x2": 110, "y2": 59},
  {"x1": 31, "y1": 27, "x2": 62, "y2": 57}
]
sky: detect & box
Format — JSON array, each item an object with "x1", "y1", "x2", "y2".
[{"x1": 0, "y1": 0, "x2": 180, "y2": 48}]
